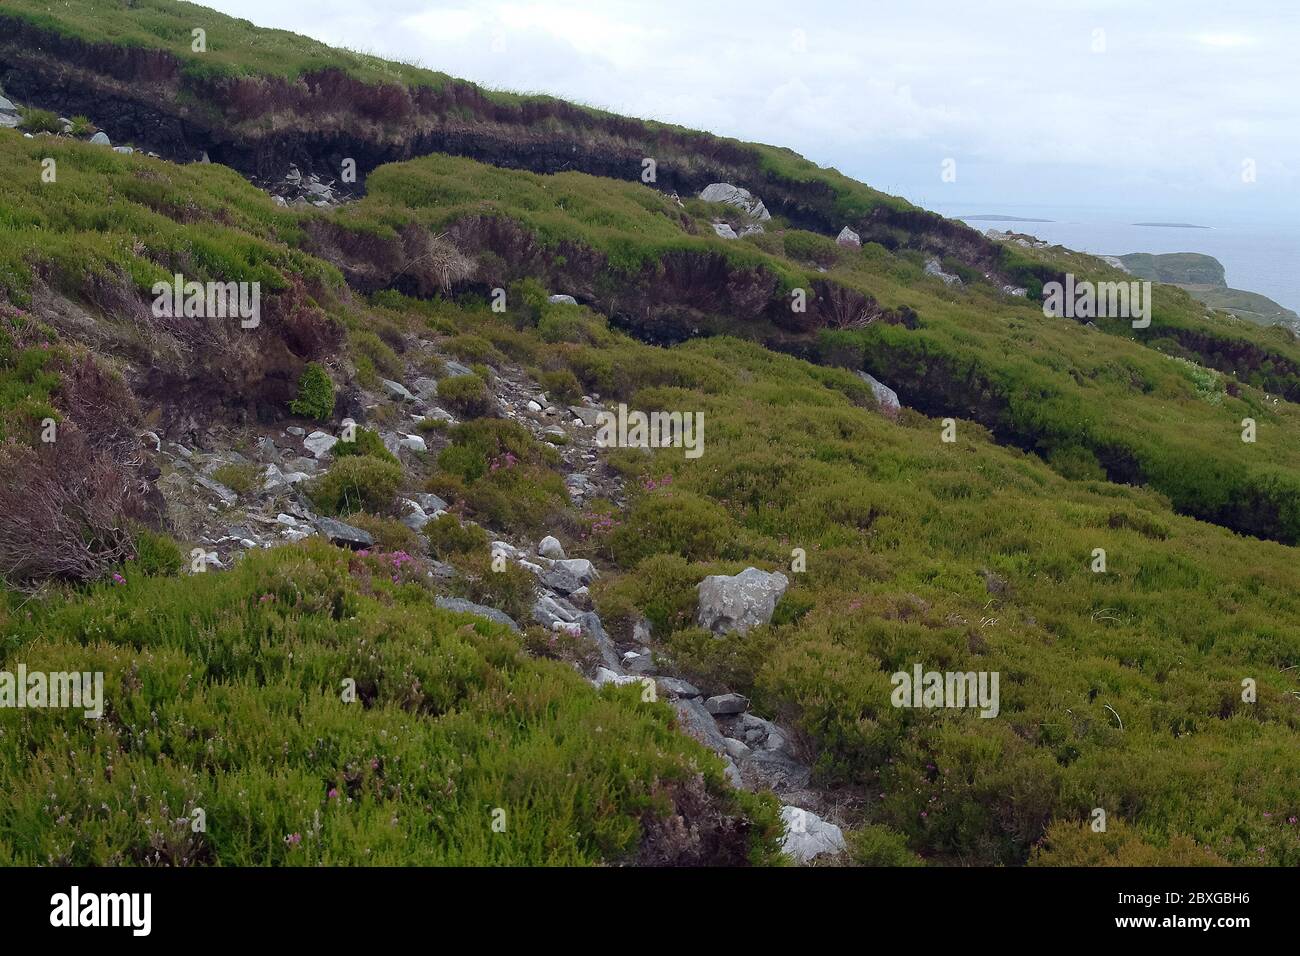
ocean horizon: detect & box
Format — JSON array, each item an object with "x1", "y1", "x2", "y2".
[{"x1": 934, "y1": 203, "x2": 1300, "y2": 316}]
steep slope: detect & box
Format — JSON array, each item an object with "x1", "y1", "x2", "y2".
[
  {"x1": 0, "y1": 0, "x2": 1044, "y2": 287},
  {"x1": 2, "y1": 3, "x2": 1300, "y2": 869}
]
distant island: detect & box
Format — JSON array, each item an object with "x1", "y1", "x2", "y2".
[
  {"x1": 963, "y1": 214, "x2": 1054, "y2": 222},
  {"x1": 1116, "y1": 251, "x2": 1297, "y2": 327},
  {"x1": 1132, "y1": 222, "x2": 1210, "y2": 229}
]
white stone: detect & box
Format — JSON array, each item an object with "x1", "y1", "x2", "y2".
[
  {"x1": 696, "y1": 567, "x2": 789, "y2": 636},
  {"x1": 537, "y1": 535, "x2": 566, "y2": 559},
  {"x1": 780, "y1": 806, "x2": 847, "y2": 863},
  {"x1": 303, "y1": 430, "x2": 338, "y2": 458}
]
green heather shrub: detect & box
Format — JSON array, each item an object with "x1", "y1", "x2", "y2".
[
  {"x1": 345, "y1": 512, "x2": 422, "y2": 552},
  {"x1": 850, "y1": 825, "x2": 924, "y2": 867},
  {"x1": 333, "y1": 426, "x2": 399, "y2": 465},
  {"x1": 309, "y1": 456, "x2": 403, "y2": 516},
  {"x1": 538, "y1": 368, "x2": 583, "y2": 404},
  {"x1": 0, "y1": 541, "x2": 779, "y2": 864},
  {"x1": 212, "y1": 461, "x2": 259, "y2": 497},
  {"x1": 1028, "y1": 820, "x2": 1226, "y2": 867},
  {"x1": 510, "y1": 277, "x2": 549, "y2": 327},
  {"x1": 424, "y1": 512, "x2": 490, "y2": 560},
  {"x1": 447, "y1": 333, "x2": 499, "y2": 364},
  {"x1": 538, "y1": 305, "x2": 613, "y2": 346},
  {"x1": 447, "y1": 552, "x2": 539, "y2": 623},
  {"x1": 606, "y1": 490, "x2": 737, "y2": 565},
  {"x1": 128, "y1": 527, "x2": 185, "y2": 577},
  {"x1": 0, "y1": 326, "x2": 62, "y2": 442},
  {"x1": 783, "y1": 230, "x2": 840, "y2": 267},
  {"x1": 352, "y1": 329, "x2": 402, "y2": 380},
  {"x1": 437, "y1": 374, "x2": 492, "y2": 418},
  {"x1": 414, "y1": 416, "x2": 448, "y2": 434},
  {"x1": 289, "y1": 362, "x2": 335, "y2": 420},
  {"x1": 430, "y1": 419, "x2": 567, "y2": 536},
  {"x1": 68, "y1": 115, "x2": 94, "y2": 137},
  {"x1": 594, "y1": 553, "x2": 712, "y2": 638},
  {"x1": 18, "y1": 108, "x2": 61, "y2": 134}
]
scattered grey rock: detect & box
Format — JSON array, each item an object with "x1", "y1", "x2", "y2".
[
  {"x1": 548, "y1": 294, "x2": 578, "y2": 305},
  {"x1": 567, "y1": 405, "x2": 602, "y2": 427},
  {"x1": 924, "y1": 257, "x2": 962, "y2": 286},
  {"x1": 533, "y1": 593, "x2": 581, "y2": 627},
  {"x1": 316, "y1": 517, "x2": 373, "y2": 550},
  {"x1": 711, "y1": 222, "x2": 739, "y2": 240},
  {"x1": 552, "y1": 558, "x2": 596, "y2": 585},
  {"x1": 780, "y1": 806, "x2": 847, "y2": 863},
  {"x1": 856, "y1": 370, "x2": 901, "y2": 421},
  {"x1": 415, "y1": 493, "x2": 449, "y2": 514},
  {"x1": 303, "y1": 430, "x2": 338, "y2": 458},
  {"x1": 537, "y1": 535, "x2": 566, "y2": 559},
  {"x1": 705, "y1": 693, "x2": 750, "y2": 716},
  {"x1": 593, "y1": 667, "x2": 642, "y2": 689},
  {"x1": 696, "y1": 567, "x2": 790, "y2": 636},
  {"x1": 195, "y1": 475, "x2": 238, "y2": 506},
  {"x1": 656, "y1": 676, "x2": 701, "y2": 699},
  {"x1": 436, "y1": 596, "x2": 521, "y2": 633},
  {"x1": 286, "y1": 426, "x2": 306, "y2": 437},
  {"x1": 723, "y1": 737, "x2": 751, "y2": 761},
  {"x1": 541, "y1": 567, "x2": 583, "y2": 595},
  {"x1": 382, "y1": 379, "x2": 416, "y2": 402},
  {"x1": 442, "y1": 360, "x2": 475, "y2": 378},
  {"x1": 397, "y1": 433, "x2": 427, "y2": 453},
  {"x1": 698, "y1": 183, "x2": 770, "y2": 221},
  {"x1": 671, "y1": 697, "x2": 729, "y2": 753}
]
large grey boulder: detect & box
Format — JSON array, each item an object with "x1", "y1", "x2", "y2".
[
  {"x1": 382, "y1": 379, "x2": 416, "y2": 402},
  {"x1": 711, "y1": 222, "x2": 739, "y2": 240},
  {"x1": 552, "y1": 558, "x2": 596, "y2": 586},
  {"x1": 856, "y1": 370, "x2": 901, "y2": 421},
  {"x1": 696, "y1": 567, "x2": 789, "y2": 636},
  {"x1": 316, "y1": 517, "x2": 374, "y2": 550},
  {"x1": 89, "y1": 131, "x2": 111, "y2": 146},
  {"x1": 698, "y1": 183, "x2": 771, "y2": 221},
  {"x1": 195, "y1": 474, "x2": 238, "y2": 507},
  {"x1": 436, "y1": 596, "x2": 521, "y2": 633},
  {"x1": 836, "y1": 226, "x2": 861, "y2": 248},
  {"x1": 705, "y1": 693, "x2": 750, "y2": 715},
  {"x1": 780, "y1": 806, "x2": 847, "y2": 863},
  {"x1": 537, "y1": 535, "x2": 566, "y2": 560},
  {"x1": 303, "y1": 430, "x2": 338, "y2": 458},
  {"x1": 671, "y1": 697, "x2": 729, "y2": 753},
  {"x1": 548, "y1": 294, "x2": 578, "y2": 305}
]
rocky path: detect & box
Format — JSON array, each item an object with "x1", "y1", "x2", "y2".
[{"x1": 143, "y1": 322, "x2": 846, "y2": 864}]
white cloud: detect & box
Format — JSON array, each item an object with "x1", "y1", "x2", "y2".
[{"x1": 200, "y1": 0, "x2": 1299, "y2": 219}]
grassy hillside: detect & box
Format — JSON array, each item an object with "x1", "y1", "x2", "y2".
[
  {"x1": 2, "y1": 134, "x2": 1299, "y2": 865},
  {"x1": 0, "y1": 541, "x2": 779, "y2": 865},
  {"x1": 2, "y1": 3, "x2": 1300, "y2": 868}
]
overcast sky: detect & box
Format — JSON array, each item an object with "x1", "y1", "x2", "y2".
[{"x1": 205, "y1": 0, "x2": 1299, "y2": 225}]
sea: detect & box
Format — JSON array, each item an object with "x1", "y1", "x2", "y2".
[{"x1": 932, "y1": 203, "x2": 1300, "y2": 315}]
